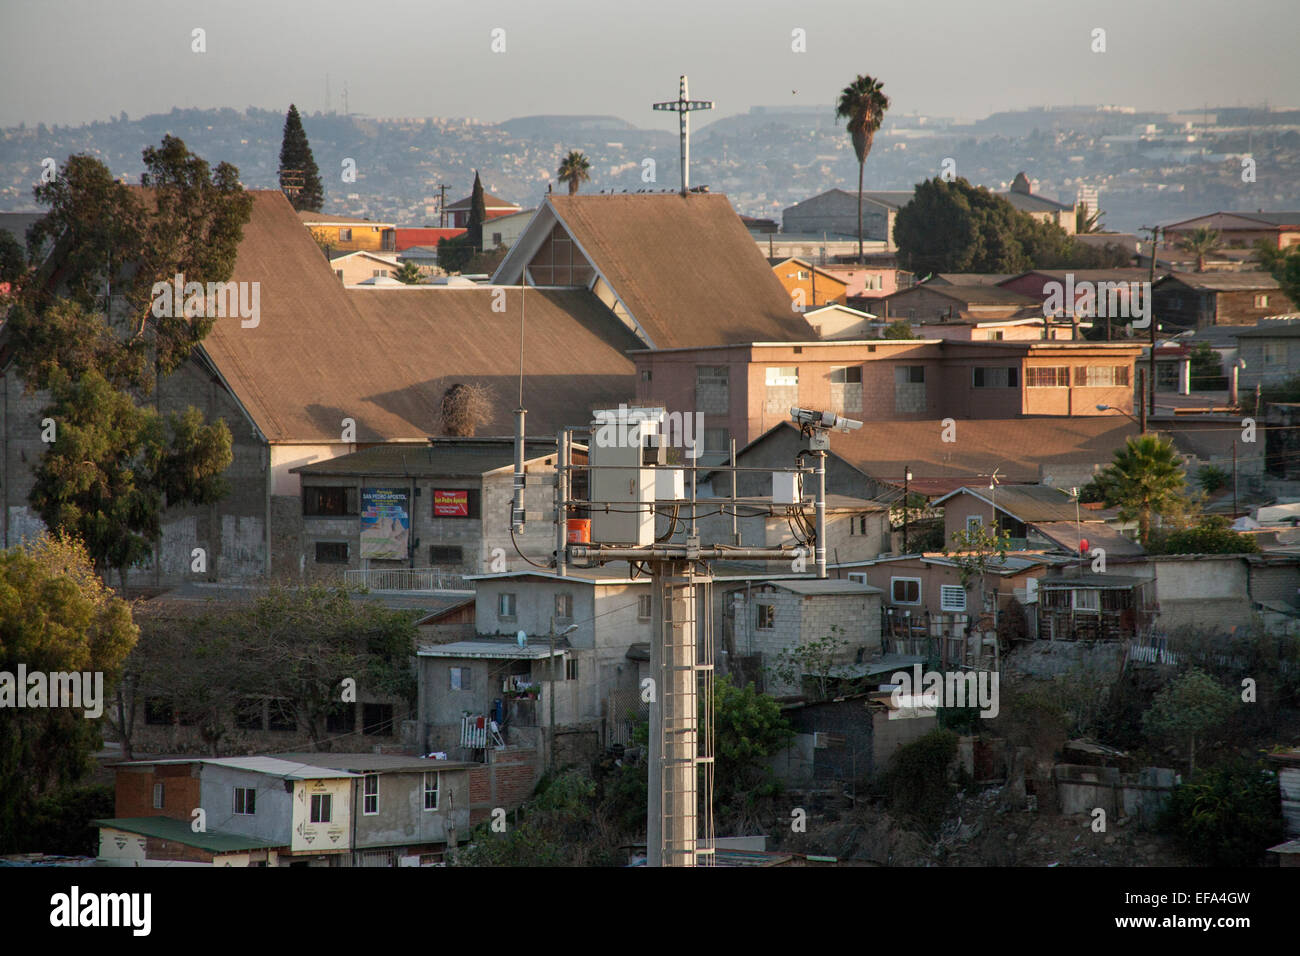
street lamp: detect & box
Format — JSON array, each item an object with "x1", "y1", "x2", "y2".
[
  {"x1": 903, "y1": 466, "x2": 913, "y2": 553},
  {"x1": 1097, "y1": 402, "x2": 1146, "y2": 433}
]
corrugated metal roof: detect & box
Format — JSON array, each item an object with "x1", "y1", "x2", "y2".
[
  {"x1": 276, "y1": 753, "x2": 477, "y2": 774},
  {"x1": 95, "y1": 818, "x2": 284, "y2": 853},
  {"x1": 114, "y1": 756, "x2": 358, "y2": 779}
]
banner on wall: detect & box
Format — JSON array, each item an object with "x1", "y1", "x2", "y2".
[
  {"x1": 434, "y1": 489, "x2": 470, "y2": 517},
  {"x1": 360, "y1": 488, "x2": 410, "y2": 559}
]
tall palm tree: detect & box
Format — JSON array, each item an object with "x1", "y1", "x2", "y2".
[
  {"x1": 1075, "y1": 203, "x2": 1103, "y2": 234},
  {"x1": 1096, "y1": 434, "x2": 1186, "y2": 545},
  {"x1": 835, "y1": 75, "x2": 890, "y2": 263},
  {"x1": 557, "y1": 150, "x2": 592, "y2": 195},
  {"x1": 1176, "y1": 227, "x2": 1221, "y2": 273}
]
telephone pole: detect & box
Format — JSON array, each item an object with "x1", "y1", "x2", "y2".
[
  {"x1": 1143, "y1": 224, "x2": 1162, "y2": 419},
  {"x1": 436, "y1": 184, "x2": 450, "y2": 228}
]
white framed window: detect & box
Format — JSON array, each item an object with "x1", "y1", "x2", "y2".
[
  {"x1": 152, "y1": 783, "x2": 164, "y2": 810},
  {"x1": 423, "y1": 772, "x2": 440, "y2": 811},
  {"x1": 449, "y1": 666, "x2": 471, "y2": 691},
  {"x1": 363, "y1": 774, "x2": 379, "y2": 815},
  {"x1": 555, "y1": 593, "x2": 573, "y2": 620},
  {"x1": 891, "y1": 577, "x2": 922, "y2": 605},
  {"x1": 940, "y1": 585, "x2": 967, "y2": 612},
  {"x1": 766, "y1": 366, "x2": 798, "y2": 387},
  {"x1": 847, "y1": 572, "x2": 868, "y2": 585},
  {"x1": 233, "y1": 787, "x2": 256, "y2": 816},
  {"x1": 637, "y1": 595, "x2": 652, "y2": 620},
  {"x1": 339, "y1": 227, "x2": 352, "y2": 242},
  {"x1": 756, "y1": 604, "x2": 776, "y2": 629},
  {"x1": 1073, "y1": 589, "x2": 1100, "y2": 612},
  {"x1": 498, "y1": 592, "x2": 516, "y2": 618},
  {"x1": 966, "y1": 515, "x2": 984, "y2": 532},
  {"x1": 1073, "y1": 365, "x2": 1131, "y2": 387},
  {"x1": 310, "y1": 793, "x2": 332, "y2": 824}
]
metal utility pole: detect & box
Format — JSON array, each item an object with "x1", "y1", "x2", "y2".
[
  {"x1": 652, "y1": 75, "x2": 714, "y2": 196},
  {"x1": 1233, "y1": 441, "x2": 1239, "y2": 515},
  {"x1": 903, "y1": 465, "x2": 912, "y2": 553},
  {"x1": 1143, "y1": 224, "x2": 1162, "y2": 418}
]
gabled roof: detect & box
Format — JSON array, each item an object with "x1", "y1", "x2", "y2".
[
  {"x1": 1155, "y1": 271, "x2": 1282, "y2": 292},
  {"x1": 494, "y1": 194, "x2": 815, "y2": 348},
  {"x1": 113, "y1": 755, "x2": 357, "y2": 779},
  {"x1": 200, "y1": 192, "x2": 638, "y2": 442},
  {"x1": 445, "y1": 190, "x2": 520, "y2": 212},
  {"x1": 1163, "y1": 211, "x2": 1300, "y2": 230},
  {"x1": 888, "y1": 284, "x2": 1042, "y2": 308},
  {"x1": 933, "y1": 484, "x2": 1116, "y2": 523},
  {"x1": 1001, "y1": 190, "x2": 1074, "y2": 214},
  {"x1": 929, "y1": 274, "x2": 1017, "y2": 286},
  {"x1": 1032, "y1": 522, "x2": 1145, "y2": 555},
  {"x1": 94, "y1": 817, "x2": 284, "y2": 853}
]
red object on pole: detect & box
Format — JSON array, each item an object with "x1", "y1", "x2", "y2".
[{"x1": 1079, "y1": 537, "x2": 1090, "y2": 554}]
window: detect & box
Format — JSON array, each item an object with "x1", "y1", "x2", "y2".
[
  {"x1": 756, "y1": 604, "x2": 776, "y2": 629},
  {"x1": 152, "y1": 783, "x2": 164, "y2": 810},
  {"x1": 310, "y1": 793, "x2": 332, "y2": 823},
  {"x1": 1073, "y1": 589, "x2": 1100, "y2": 612},
  {"x1": 498, "y1": 592, "x2": 517, "y2": 618},
  {"x1": 339, "y1": 228, "x2": 352, "y2": 242},
  {"x1": 565, "y1": 658, "x2": 579, "y2": 681},
  {"x1": 1025, "y1": 366, "x2": 1070, "y2": 388},
  {"x1": 637, "y1": 595, "x2": 652, "y2": 620},
  {"x1": 555, "y1": 593, "x2": 573, "y2": 620},
  {"x1": 234, "y1": 787, "x2": 257, "y2": 816},
  {"x1": 849, "y1": 515, "x2": 870, "y2": 536},
  {"x1": 1073, "y1": 365, "x2": 1131, "y2": 387},
  {"x1": 831, "y1": 365, "x2": 864, "y2": 413},
  {"x1": 303, "y1": 486, "x2": 359, "y2": 517},
  {"x1": 765, "y1": 366, "x2": 798, "y2": 387},
  {"x1": 1263, "y1": 343, "x2": 1287, "y2": 367},
  {"x1": 325, "y1": 703, "x2": 353, "y2": 734},
  {"x1": 830, "y1": 366, "x2": 863, "y2": 385},
  {"x1": 235, "y1": 698, "x2": 265, "y2": 730},
  {"x1": 988, "y1": 330, "x2": 1004, "y2": 341},
  {"x1": 704, "y1": 428, "x2": 731, "y2": 454},
  {"x1": 895, "y1": 366, "x2": 926, "y2": 413},
  {"x1": 428, "y1": 545, "x2": 464, "y2": 565},
  {"x1": 492, "y1": 232, "x2": 502, "y2": 246},
  {"x1": 363, "y1": 774, "x2": 379, "y2": 815},
  {"x1": 696, "y1": 366, "x2": 729, "y2": 414},
  {"x1": 891, "y1": 577, "x2": 922, "y2": 605},
  {"x1": 1255, "y1": 294, "x2": 1270, "y2": 308},
  {"x1": 450, "y1": 666, "x2": 471, "y2": 691},
  {"x1": 362, "y1": 703, "x2": 393, "y2": 736},
  {"x1": 423, "y1": 772, "x2": 439, "y2": 811},
  {"x1": 972, "y1": 367, "x2": 1017, "y2": 388},
  {"x1": 640, "y1": 369, "x2": 652, "y2": 382},
  {"x1": 966, "y1": 515, "x2": 984, "y2": 532},
  {"x1": 315, "y1": 541, "x2": 348, "y2": 564},
  {"x1": 797, "y1": 270, "x2": 810, "y2": 280},
  {"x1": 940, "y1": 585, "x2": 967, "y2": 612},
  {"x1": 372, "y1": 269, "x2": 388, "y2": 277},
  {"x1": 847, "y1": 572, "x2": 868, "y2": 585},
  {"x1": 898, "y1": 366, "x2": 925, "y2": 384}
]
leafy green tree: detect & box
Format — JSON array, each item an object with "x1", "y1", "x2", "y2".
[
  {"x1": 1095, "y1": 434, "x2": 1187, "y2": 545},
  {"x1": 466, "y1": 170, "x2": 486, "y2": 252},
  {"x1": 1176, "y1": 227, "x2": 1221, "y2": 273},
  {"x1": 881, "y1": 728, "x2": 958, "y2": 835},
  {"x1": 557, "y1": 150, "x2": 592, "y2": 195},
  {"x1": 1148, "y1": 515, "x2": 1260, "y2": 556},
  {"x1": 943, "y1": 522, "x2": 1013, "y2": 615},
  {"x1": 277, "y1": 104, "x2": 324, "y2": 212},
  {"x1": 29, "y1": 370, "x2": 232, "y2": 588},
  {"x1": 711, "y1": 675, "x2": 792, "y2": 821},
  {"x1": 0, "y1": 534, "x2": 138, "y2": 851},
  {"x1": 1255, "y1": 240, "x2": 1300, "y2": 310},
  {"x1": 438, "y1": 234, "x2": 473, "y2": 273},
  {"x1": 1188, "y1": 342, "x2": 1223, "y2": 388},
  {"x1": 768, "y1": 626, "x2": 852, "y2": 699},
  {"x1": 1195, "y1": 464, "x2": 1230, "y2": 495},
  {"x1": 393, "y1": 260, "x2": 423, "y2": 284},
  {"x1": 881, "y1": 319, "x2": 913, "y2": 339},
  {"x1": 1160, "y1": 760, "x2": 1281, "y2": 866},
  {"x1": 1141, "y1": 669, "x2": 1235, "y2": 774},
  {"x1": 0, "y1": 228, "x2": 25, "y2": 287},
  {"x1": 835, "y1": 74, "x2": 890, "y2": 263}
]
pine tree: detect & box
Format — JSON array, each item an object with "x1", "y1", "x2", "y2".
[
  {"x1": 467, "y1": 170, "x2": 486, "y2": 252},
  {"x1": 278, "y1": 104, "x2": 323, "y2": 212}
]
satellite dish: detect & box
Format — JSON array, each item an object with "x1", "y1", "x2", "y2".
[{"x1": 517, "y1": 630, "x2": 527, "y2": 648}]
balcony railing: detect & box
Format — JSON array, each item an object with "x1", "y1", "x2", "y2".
[{"x1": 344, "y1": 568, "x2": 471, "y2": 593}]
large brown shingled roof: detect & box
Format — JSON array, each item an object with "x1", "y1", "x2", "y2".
[
  {"x1": 546, "y1": 193, "x2": 816, "y2": 348},
  {"x1": 200, "y1": 191, "x2": 637, "y2": 443}
]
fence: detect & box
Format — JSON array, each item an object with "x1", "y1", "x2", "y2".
[
  {"x1": 345, "y1": 568, "x2": 470, "y2": 592},
  {"x1": 604, "y1": 686, "x2": 649, "y2": 749}
]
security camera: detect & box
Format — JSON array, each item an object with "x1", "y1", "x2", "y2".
[{"x1": 790, "y1": 407, "x2": 863, "y2": 433}]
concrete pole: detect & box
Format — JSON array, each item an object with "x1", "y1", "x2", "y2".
[{"x1": 815, "y1": 450, "x2": 827, "y2": 579}]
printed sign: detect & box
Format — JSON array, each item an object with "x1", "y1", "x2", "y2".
[
  {"x1": 434, "y1": 489, "x2": 470, "y2": 518},
  {"x1": 360, "y1": 488, "x2": 410, "y2": 559}
]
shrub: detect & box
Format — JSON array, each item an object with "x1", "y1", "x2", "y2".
[
  {"x1": 1160, "y1": 760, "x2": 1282, "y2": 866},
  {"x1": 881, "y1": 728, "x2": 958, "y2": 834}
]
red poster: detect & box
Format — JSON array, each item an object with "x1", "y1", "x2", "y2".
[{"x1": 434, "y1": 489, "x2": 469, "y2": 517}]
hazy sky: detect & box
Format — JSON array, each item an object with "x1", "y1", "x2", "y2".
[{"x1": 2, "y1": 0, "x2": 1298, "y2": 128}]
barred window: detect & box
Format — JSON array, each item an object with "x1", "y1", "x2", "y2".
[
  {"x1": 1073, "y1": 365, "x2": 1131, "y2": 387},
  {"x1": 1025, "y1": 366, "x2": 1070, "y2": 387}
]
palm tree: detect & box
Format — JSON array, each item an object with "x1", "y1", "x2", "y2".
[
  {"x1": 1076, "y1": 203, "x2": 1103, "y2": 234},
  {"x1": 835, "y1": 75, "x2": 890, "y2": 263},
  {"x1": 1095, "y1": 434, "x2": 1186, "y2": 545},
  {"x1": 1176, "y1": 227, "x2": 1221, "y2": 272},
  {"x1": 557, "y1": 150, "x2": 592, "y2": 195}
]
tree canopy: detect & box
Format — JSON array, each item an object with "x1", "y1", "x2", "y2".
[
  {"x1": 1095, "y1": 433, "x2": 1187, "y2": 544},
  {"x1": 278, "y1": 104, "x2": 324, "y2": 212}
]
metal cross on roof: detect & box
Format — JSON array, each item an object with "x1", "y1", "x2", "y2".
[{"x1": 652, "y1": 75, "x2": 713, "y2": 196}]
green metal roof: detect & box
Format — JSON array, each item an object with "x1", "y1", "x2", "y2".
[{"x1": 94, "y1": 817, "x2": 285, "y2": 854}]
